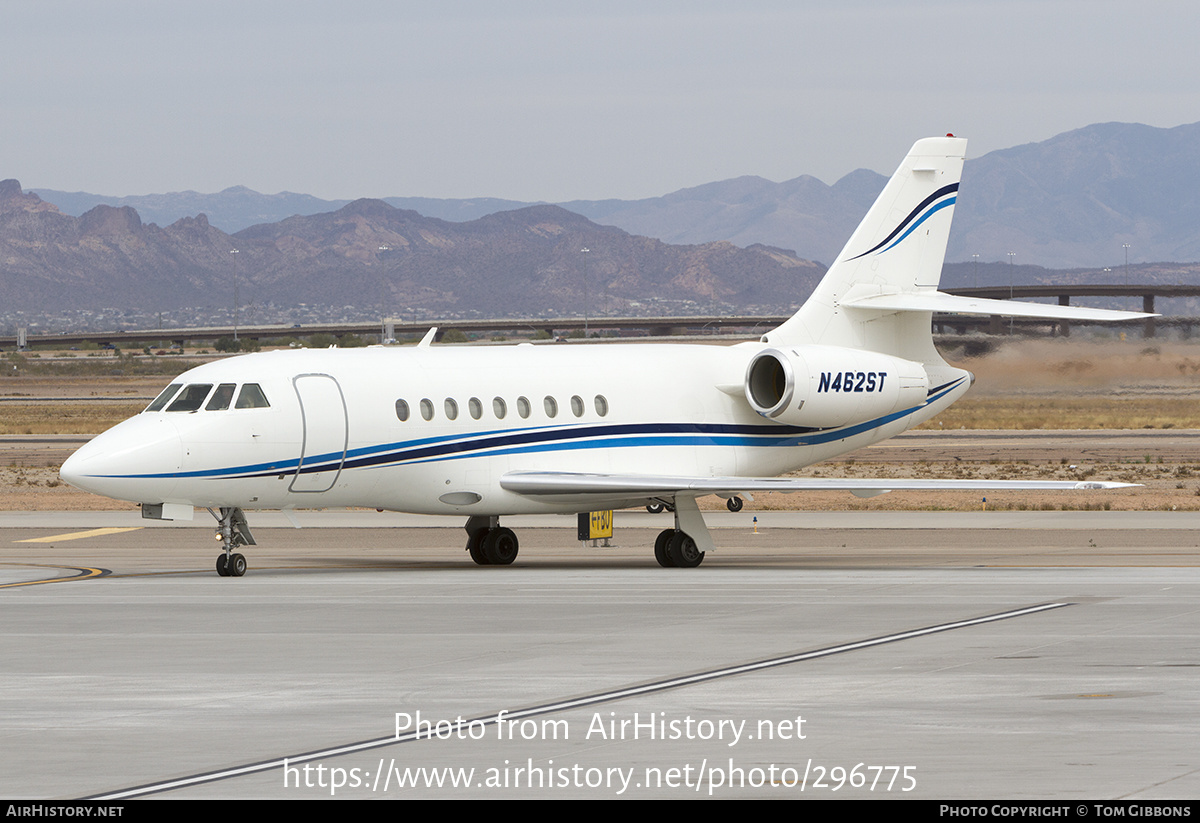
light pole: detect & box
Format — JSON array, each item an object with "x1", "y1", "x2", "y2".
[
  {"x1": 581, "y1": 247, "x2": 590, "y2": 338},
  {"x1": 379, "y1": 245, "x2": 390, "y2": 342},
  {"x1": 1007, "y1": 251, "x2": 1016, "y2": 334},
  {"x1": 972, "y1": 253, "x2": 979, "y2": 288},
  {"x1": 1123, "y1": 243, "x2": 1131, "y2": 310},
  {"x1": 230, "y1": 248, "x2": 240, "y2": 342}
]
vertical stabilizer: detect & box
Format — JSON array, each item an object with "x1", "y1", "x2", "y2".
[{"x1": 764, "y1": 137, "x2": 966, "y2": 363}]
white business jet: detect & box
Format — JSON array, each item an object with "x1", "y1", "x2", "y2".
[{"x1": 60, "y1": 136, "x2": 1146, "y2": 575}]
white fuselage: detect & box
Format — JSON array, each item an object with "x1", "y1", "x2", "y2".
[{"x1": 59, "y1": 340, "x2": 970, "y2": 516}]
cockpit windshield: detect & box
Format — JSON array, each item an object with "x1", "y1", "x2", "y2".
[
  {"x1": 144, "y1": 381, "x2": 270, "y2": 413},
  {"x1": 144, "y1": 383, "x2": 182, "y2": 412},
  {"x1": 166, "y1": 384, "x2": 213, "y2": 413},
  {"x1": 205, "y1": 383, "x2": 237, "y2": 411},
  {"x1": 235, "y1": 383, "x2": 270, "y2": 409}
]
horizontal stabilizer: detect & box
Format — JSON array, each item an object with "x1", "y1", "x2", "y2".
[
  {"x1": 501, "y1": 471, "x2": 1136, "y2": 497},
  {"x1": 841, "y1": 291, "x2": 1155, "y2": 321}
]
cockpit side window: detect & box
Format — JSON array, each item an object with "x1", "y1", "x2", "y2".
[
  {"x1": 166, "y1": 384, "x2": 214, "y2": 413},
  {"x1": 145, "y1": 383, "x2": 182, "y2": 412},
  {"x1": 205, "y1": 383, "x2": 237, "y2": 411},
  {"x1": 234, "y1": 383, "x2": 271, "y2": 409}
]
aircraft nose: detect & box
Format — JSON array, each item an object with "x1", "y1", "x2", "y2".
[{"x1": 60, "y1": 417, "x2": 184, "y2": 503}]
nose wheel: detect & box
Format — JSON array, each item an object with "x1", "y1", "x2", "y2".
[
  {"x1": 464, "y1": 516, "x2": 520, "y2": 566},
  {"x1": 208, "y1": 506, "x2": 256, "y2": 578},
  {"x1": 216, "y1": 552, "x2": 247, "y2": 577}
]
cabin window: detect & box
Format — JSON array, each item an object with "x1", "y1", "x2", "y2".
[
  {"x1": 444, "y1": 398, "x2": 459, "y2": 420},
  {"x1": 145, "y1": 383, "x2": 182, "y2": 412},
  {"x1": 571, "y1": 395, "x2": 584, "y2": 417},
  {"x1": 594, "y1": 395, "x2": 609, "y2": 417},
  {"x1": 166, "y1": 384, "x2": 213, "y2": 413},
  {"x1": 395, "y1": 399, "x2": 410, "y2": 422},
  {"x1": 205, "y1": 383, "x2": 237, "y2": 411},
  {"x1": 234, "y1": 383, "x2": 270, "y2": 409},
  {"x1": 493, "y1": 397, "x2": 507, "y2": 419},
  {"x1": 420, "y1": 398, "x2": 434, "y2": 421},
  {"x1": 468, "y1": 397, "x2": 482, "y2": 420},
  {"x1": 543, "y1": 396, "x2": 558, "y2": 418},
  {"x1": 517, "y1": 396, "x2": 531, "y2": 419}
]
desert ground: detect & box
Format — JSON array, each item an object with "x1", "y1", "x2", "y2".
[{"x1": 3, "y1": 337, "x2": 1199, "y2": 512}]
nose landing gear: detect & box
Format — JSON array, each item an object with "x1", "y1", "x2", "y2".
[{"x1": 209, "y1": 507, "x2": 256, "y2": 577}]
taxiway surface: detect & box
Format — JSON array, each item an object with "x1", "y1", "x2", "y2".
[{"x1": 2, "y1": 511, "x2": 1198, "y2": 799}]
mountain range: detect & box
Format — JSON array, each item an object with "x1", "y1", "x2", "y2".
[
  {"x1": 31, "y1": 122, "x2": 1200, "y2": 269},
  {"x1": 0, "y1": 181, "x2": 820, "y2": 317},
  {"x1": 6, "y1": 121, "x2": 1200, "y2": 322}
]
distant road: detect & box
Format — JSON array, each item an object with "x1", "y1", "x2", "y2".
[
  {"x1": 863, "y1": 428, "x2": 1200, "y2": 462},
  {"x1": 0, "y1": 435, "x2": 94, "y2": 466}
]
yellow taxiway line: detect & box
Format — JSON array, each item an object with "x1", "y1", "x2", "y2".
[{"x1": 15, "y1": 527, "x2": 142, "y2": 544}]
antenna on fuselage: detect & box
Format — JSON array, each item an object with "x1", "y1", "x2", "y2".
[{"x1": 418, "y1": 327, "x2": 438, "y2": 348}]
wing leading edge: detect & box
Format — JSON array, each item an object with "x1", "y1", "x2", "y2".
[{"x1": 500, "y1": 471, "x2": 1136, "y2": 498}]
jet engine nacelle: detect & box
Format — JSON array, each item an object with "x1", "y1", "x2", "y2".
[{"x1": 745, "y1": 345, "x2": 930, "y2": 428}]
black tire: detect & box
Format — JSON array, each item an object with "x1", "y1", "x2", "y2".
[
  {"x1": 646, "y1": 502, "x2": 665, "y2": 514},
  {"x1": 654, "y1": 528, "x2": 676, "y2": 567},
  {"x1": 228, "y1": 553, "x2": 247, "y2": 577},
  {"x1": 216, "y1": 555, "x2": 231, "y2": 577},
  {"x1": 726, "y1": 497, "x2": 744, "y2": 512},
  {"x1": 668, "y1": 531, "x2": 705, "y2": 568},
  {"x1": 467, "y1": 531, "x2": 489, "y2": 565},
  {"x1": 484, "y1": 527, "x2": 519, "y2": 565}
]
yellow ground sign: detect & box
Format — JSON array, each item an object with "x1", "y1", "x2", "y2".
[{"x1": 577, "y1": 510, "x2": 613, "y2": 540}]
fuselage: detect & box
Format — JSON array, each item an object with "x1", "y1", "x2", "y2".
[{"x1": 59, "y1": 340, "x2": 971, "y2": 516}]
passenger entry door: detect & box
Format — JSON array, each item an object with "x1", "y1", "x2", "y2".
[{"x1": 290, "y1": 374, "x2": 348, "y2": 493}]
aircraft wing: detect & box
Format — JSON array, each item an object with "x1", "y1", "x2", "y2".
[
  {"x1": 500, "y1": 471, "x2": 1136, "y2": 498},
  {"x1": 841, "y1": 291, "x2": 1154, "y2": 321}
]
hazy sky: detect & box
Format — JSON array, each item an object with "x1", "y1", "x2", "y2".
[{"x1": 4, "y1": 1, "x2": 1197, "y2": 201}]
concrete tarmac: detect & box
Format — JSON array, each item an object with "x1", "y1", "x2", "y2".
[{"x1": 2, "y1": 510, "x2": 1198, "y2": 799}]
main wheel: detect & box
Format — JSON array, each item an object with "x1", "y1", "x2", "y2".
[
  {"x1": 227, "y1": 553, "x2": 247, "y2": 577},
  {"x1": 216, "y1": 555, "x2": 231, "y2": 576},
  {"x1": 654, "y1": 528, "x2": 676, "y2": 567},
  {"x1": 483, "y1": 527, "x2": 519, "y2": 565},
  {"x1": 467, "y1": 531, "x2": 489, "y2": 565},
  {"x1": 726, "y1": 497, "x2": 744, "y2": 512},
  {"x1": 668, "y1": 531, "x2": 705, "y2": 568},
  {"x1": 646, "y1": 502, "x2": 665, "y2": 514}
]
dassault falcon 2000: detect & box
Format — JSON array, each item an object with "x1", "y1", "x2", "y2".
[{"x1": 60, "y1": 136, "x2": 1147, "y2": 575}]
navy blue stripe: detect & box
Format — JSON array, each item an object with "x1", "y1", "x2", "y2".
[
  {"x1": 100, "y1": 421, "x2": 822, "y2": 480},
  {"x1": 846, "y1": 183, "x2": 958, "y2": 262}
]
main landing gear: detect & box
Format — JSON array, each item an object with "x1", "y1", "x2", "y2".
[
  {"x1": 209, "y1": 506, "x2": 256, "y2": 577},
  {"x1": 462, "y1": 499, "x2": 714, "y2": 569},
  {"x1": 652, "y1": 496, "x2": 713, "y2": 569},
  {"x1": 653, "y1": 528, "x2": 705, "y2": 568},
  {"x1": 464, "y1": 515, "x2": 519, "y2": 566}
]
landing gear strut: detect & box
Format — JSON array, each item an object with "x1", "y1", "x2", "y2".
[
  {"x1": 209, "y1": 506, "x2": 256, "y2": 577},
  {"x1": 464, "y1": 515, "x2": 519, "y2": 566}
]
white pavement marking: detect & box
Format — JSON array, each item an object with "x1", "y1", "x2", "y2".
[{"x1": 89, "y1": 601, "x2": 1068, "y2": 800}]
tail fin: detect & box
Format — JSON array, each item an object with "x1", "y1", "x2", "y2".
[{"x1": 764, "y1": 136, "x2": 966, "y2": 364}]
